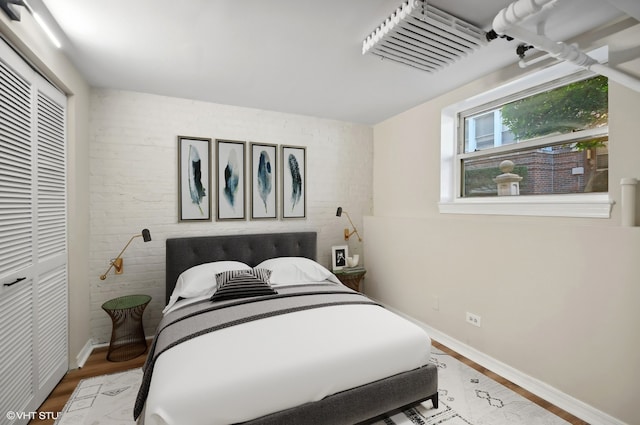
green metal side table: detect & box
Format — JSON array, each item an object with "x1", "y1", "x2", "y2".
[
  {"x1": 102, "y1": 294, "x2": 151, "y2": 362},
  {"x1": 334, "y1": 267, "x2": 366, "y2": 292}
]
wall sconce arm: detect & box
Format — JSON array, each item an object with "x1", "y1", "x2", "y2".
[{"x1": 99, "y1": 229, "x2": 151, "y2": 280}]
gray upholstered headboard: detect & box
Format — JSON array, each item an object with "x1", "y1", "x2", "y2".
[{"x1": 165, "y1": 232, "x2": 317, "y2": 303}]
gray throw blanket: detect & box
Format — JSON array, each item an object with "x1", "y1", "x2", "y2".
[{"x1": 133, "y1": 283, "x2": 380, "y2": 420}]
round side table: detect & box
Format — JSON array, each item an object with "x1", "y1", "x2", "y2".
[
  {"x1": 334, "y1": 267, "x2": 366, "y2": 292},
  {"x1": 102, "y1": 294, "x2": 151, "y2": 362}
]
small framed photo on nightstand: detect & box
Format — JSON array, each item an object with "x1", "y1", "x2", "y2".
[{"x1": 331, "y1": 245, "x2": 348, "y2": 271}]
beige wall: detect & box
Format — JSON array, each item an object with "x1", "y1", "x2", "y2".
[
  {"x1": 1, "y1": 12, "x2": 91, "y2": 368},
  {"x1": 366, "y1": 24, "x2": 640, "y2": 424}
]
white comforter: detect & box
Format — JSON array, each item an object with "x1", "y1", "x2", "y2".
[{"x1": 142, "y1": 299, "x2": 431, "y2": 425}]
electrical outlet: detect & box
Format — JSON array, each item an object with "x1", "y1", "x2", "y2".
[
  {"x1": 432, "y1": 295, "x2": 439, "y2": 311},
  {"x1": 466, "y1": 312, "x2": 481, "y2": 327}
]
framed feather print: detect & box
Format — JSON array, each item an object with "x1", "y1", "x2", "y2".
[
  {"x1": 281, "y1": 145, "x2": 306, "y2": 219},
  {"x1": 178, "y1": 136, "x2": 212, "y2": 221},
  {"x1": 250, "y1": 142, "x2": 278, "y2": 220},
  {"x1": 216, "y1": 139, "x2": 246, "y2": 220}
]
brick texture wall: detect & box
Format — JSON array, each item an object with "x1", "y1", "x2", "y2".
[
  {"x1": 465, "y1": 148, "x2": 605, "y2": 196},
  {"x1": 89, "y1": 89, "x2": 373, "y2": 343}
]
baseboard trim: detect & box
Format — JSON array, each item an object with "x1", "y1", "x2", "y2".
[
  {"x1": 87, "y1": 336, "x2": 156, "y2": 354},
  {"x1": 76, "y1": 338, "x2": 94, "y2": 368},
  {"x1": 382, "y1": 304, "x2": 628, "y2": 425}
]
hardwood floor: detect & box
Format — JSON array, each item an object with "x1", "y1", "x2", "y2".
[
  {"x1": 30, "y1": 340, "x2": 587, "y2": 425},
  {"x1": 29, "y1": 345, "x2": 147, "y2": 425},
  {"x1": 431, "y1": 341, "x2": 589, "y2": 425}
]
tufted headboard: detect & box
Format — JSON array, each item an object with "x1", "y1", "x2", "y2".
[{"x1": 165, "y1": 232, "x2": 317, "y2": 303}]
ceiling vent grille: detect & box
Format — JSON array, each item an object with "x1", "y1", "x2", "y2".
[{"x1": 362, "y1": 0, "x2": 487, "y2": 73}]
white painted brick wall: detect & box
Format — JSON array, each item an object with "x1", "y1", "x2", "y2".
[{"x1": 89, "y1": 89, "x2": 373, "y2": 343}]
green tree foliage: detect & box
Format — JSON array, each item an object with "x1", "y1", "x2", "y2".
[{"x1": 501, "y1": 76, "x2": 608, "y2": 141}]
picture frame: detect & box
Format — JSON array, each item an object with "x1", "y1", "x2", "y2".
[
  {"x1": 178, "y1": 136, "x2": 212, "y2": 221},
  {"x1": 216, "y1": 139, "x2": 246, "y2": 220},
  {"x1": 250, "y1": 142, "x2": 278, "y2": 220},
  {"x1": 331, "y1": 245, "x2": 349, "y2": 271},
  {"x1": 281, "y1": 145, "x2": 306, "y2": 219}
]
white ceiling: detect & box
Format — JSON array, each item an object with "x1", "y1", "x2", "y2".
[{"x1": 36, "y1": 0, "x2": 635, "y2": 124}]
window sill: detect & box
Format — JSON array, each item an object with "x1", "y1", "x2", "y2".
[{"x1": 438, "y1": 193, "x2": 614, "y2": 218}]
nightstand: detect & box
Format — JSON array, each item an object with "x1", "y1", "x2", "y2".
[
  {"x1": 334, "y1": 267, "x2": 366, "y2": 292},
  {"x1": 102, "y1": 294, "x2": 151, "y2": 362}
]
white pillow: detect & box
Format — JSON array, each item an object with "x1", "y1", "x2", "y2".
[
  {"x1": 256, "y1": 257, "x2": 340, "y2": 285},
  {"x1": 164, "y1": 261, "x2": 250, "y2": 313}
]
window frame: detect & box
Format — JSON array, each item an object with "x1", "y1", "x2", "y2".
[{"x1": 439, "y1": 46, "x2": 613, "y2": 218}]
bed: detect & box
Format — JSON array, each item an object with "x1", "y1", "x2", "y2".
[{"x1": 135, "y1": 232, "x2": 437, "y2": 425}]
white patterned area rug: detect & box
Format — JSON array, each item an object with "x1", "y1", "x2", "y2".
[
  {"x1": 371, "y1": 347, "x2": 570, "y2": 425},
  {"x1": 55, "y1": 348, "x2": 569, "y2": 425},
  {"x1": 55, "y1": 368, "x2": 142, "y2": 425}
]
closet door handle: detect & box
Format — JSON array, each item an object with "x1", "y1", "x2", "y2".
[{"x1": 3, "y1": 277, "x2": 26, "y2": 287}]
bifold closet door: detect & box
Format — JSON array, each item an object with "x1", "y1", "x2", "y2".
[{"x1": 0, "y1": 38, "x2": 68, "y2": 425}]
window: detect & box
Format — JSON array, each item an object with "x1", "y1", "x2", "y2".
[
  {"x1": 464, "y1": 109, "x2": 515, "y2": 152},
  {"x1": 439, "y1": 47, "x2": 614, "y2": 218},
  {"x1": 461, "y1": 75, "x2": 608, "y2": 197}
]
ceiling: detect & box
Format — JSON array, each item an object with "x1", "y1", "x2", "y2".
[{"x1": 35, "y1": 0, "x2": 637, "y2": 124}]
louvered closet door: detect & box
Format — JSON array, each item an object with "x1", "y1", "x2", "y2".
[
  {"x1": 34, "y1": 86, "x2": 67, "y2": 396},
  {"x1": 0, "y1": 38, "x2": 68, "y2": 425}
]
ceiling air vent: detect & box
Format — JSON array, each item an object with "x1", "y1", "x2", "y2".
[{"x1": 362, "y1": 0, "x2": 487, "y2": 73}]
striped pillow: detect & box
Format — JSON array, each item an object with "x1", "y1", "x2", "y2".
[{"x1": 210, "y1": 268, "x2": 276, "y2": 302}]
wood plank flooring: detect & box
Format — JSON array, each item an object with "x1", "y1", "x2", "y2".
[
  {"x1": 29, "y1": 340, "x2": 587, "y2": 425},
  {"x1": 432, "y1": 341, "x2": 588, "y2": 425},
  {"x1": 29, "y1": 345, "x2": 147, "y2": 425}
]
